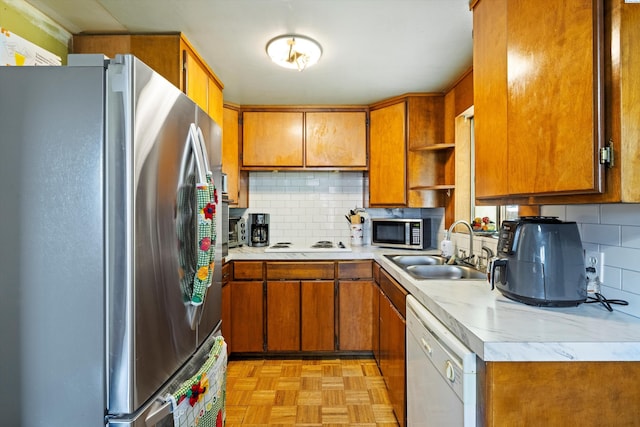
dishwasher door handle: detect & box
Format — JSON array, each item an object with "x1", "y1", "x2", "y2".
[{"x1": 420, "y1": 337, "x2": 433, "y2": 355}]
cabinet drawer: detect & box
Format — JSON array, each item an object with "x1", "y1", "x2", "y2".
[
  {"x1": 266, "y1": 262, "x2": 334, "y2": 280},
  {"x1": 380, "y1": 269, "x2": 408, "y2": 317},
  {"x1": 337, "y1": 260, "x2": 373, "y2": 280},
  {"x1": 373, "y1": 262, "x2": 381, "y2": 284},
  {"x1": 232, "y1": 261, "x2": 264, "y2": 280},
  {"x1": 222, "y1": 262, "x2": 231, "y2": 285}
]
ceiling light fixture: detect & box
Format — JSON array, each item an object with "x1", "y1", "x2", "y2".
[{"x1": 265, "y1": 34, "x2": 322, "y2": 71}]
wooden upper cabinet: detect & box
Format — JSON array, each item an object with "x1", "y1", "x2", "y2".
[
  {"x1": 473, "y1": 0, "x2": 605, "y2": 200},
  {"x1": 241, "y1": 109, "x2": 367, "y2": 169},
  {"x1": 473, "y1": 0, "x2": 509, "y2": 199},
  {"x1": 305, "y1": 111, "x2": 367, "y2": 167},
  {"x1": 242, "y1": 111, "x2": 304, "y2": 167},
  {"x1": 369, "y1": 101, "x2": 407, "y2": 206},
  {"x1": 369, "y1": 95, "x2": 448, "y2": 208},
  {"x1": 526, "y1": 0, "x2": 640, "y2": 204},
  {"x1": 223, "y1": 106, "x2": 240, "y2": 204},
  {"x1": 72, "y1": 33, "x2": 224, "y2": 124},
  {"x1": 222, "y1": 105, "x2": 248, "y2": 207},
  {"x1": 183, "y1": 47, "x2": 209, "y2": 114},
  {"x1": 207, "y1": 79, "x2": 224, "y2": 128}
]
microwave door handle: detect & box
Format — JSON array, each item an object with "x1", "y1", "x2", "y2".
[{"x1": 405, "y1": 223, "x2": 411, "y2": 245}]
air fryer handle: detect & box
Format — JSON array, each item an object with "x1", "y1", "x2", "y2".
[{"x1": 489, "y1": 257, "x2": 508, "y2": 290}]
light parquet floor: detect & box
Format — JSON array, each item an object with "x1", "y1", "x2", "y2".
[{"x1": 225, "y1": 358, "x2": 400, "y2": 427}]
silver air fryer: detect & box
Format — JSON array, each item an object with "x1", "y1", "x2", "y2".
[{"x1": 490, "y1": 216, "x2": 587, "y2": 307}]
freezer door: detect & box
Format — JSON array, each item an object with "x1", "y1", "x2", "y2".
[
  {"x1": 106, "y1": 55, "x2": 202, "y2": 415},
  {"x1": 108, "y1": 334, "x2": 224, "y2": 427},
  {"x1": 0, "y1": 63, "x2": 106, "y2": 427},
  {"x1": 194, "y1": 107, "x2": 223, "y2": 346}
]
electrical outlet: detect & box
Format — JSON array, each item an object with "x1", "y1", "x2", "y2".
[{"x1": 584, "y1": 250, "x2": 605, "y2": 283}]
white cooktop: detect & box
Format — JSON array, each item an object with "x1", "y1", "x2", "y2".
[{"x1": 264, "y1": 241, "x2": 352, "y2": 253}]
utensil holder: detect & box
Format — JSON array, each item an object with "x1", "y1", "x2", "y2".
[{"x1": 350, "y1": 224, "x2": 363, "y2": 246}]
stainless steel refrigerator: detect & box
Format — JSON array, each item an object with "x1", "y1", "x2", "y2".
[{"x1": 0, "y1": 54, "x2": 224, "y2": 426}]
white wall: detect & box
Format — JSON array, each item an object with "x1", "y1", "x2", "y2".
[{"x1": 541, "y1": 204, "x2": 640, "y2": 318}]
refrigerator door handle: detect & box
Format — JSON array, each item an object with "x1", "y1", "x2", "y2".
[
  {"x1": 177, "y1": 122, "x2": 213, "y2": 329},
  {"x1": 189, "y1": 123, "x2": 207, "y2": 183},
  {"x1": 144, "y1": 398, "x2": 172, "y2": 426},
  {"x1": 195, "y1": 126, "x2": 212, "y2": 175}
]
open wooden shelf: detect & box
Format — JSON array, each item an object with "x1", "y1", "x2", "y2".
[
  {"x1": 409, "y1": 143, "x2": 455, "y2": 152},
  {"x1": 409, "y1": 184, "x2": 455, "y2": 191}
]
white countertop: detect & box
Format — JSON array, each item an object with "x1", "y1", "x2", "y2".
[{"x1": 226, "y1": 245, "x2": 640, "y2": 362}]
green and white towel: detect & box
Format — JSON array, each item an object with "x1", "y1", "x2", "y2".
[{"x1": 168, "y1": 336, "x2": 227, "y2": 427}]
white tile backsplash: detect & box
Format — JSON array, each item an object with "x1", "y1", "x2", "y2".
[
  {"x1": 237, "y1": 171, "x2": 445, "y2": 248},
  {"x1": 542, "y1": 203, "x2": 640, "y2": 317},
  {"x1": 244, "y1": 171, "x2": 367, "y2": 246}
]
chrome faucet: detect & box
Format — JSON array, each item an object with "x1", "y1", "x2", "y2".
[
  {"x1": 477, "y1": 245, "x2": 495, "y2": 272},
  {"x1": 446, "y1": 219, "x2": 475, "y2": 265}
]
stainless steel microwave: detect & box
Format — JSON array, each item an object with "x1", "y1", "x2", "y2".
[{"x1": 371, "y1": 218, "x2": 431, "y2": 250}]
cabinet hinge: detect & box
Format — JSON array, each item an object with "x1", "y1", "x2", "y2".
[
  {"x1": 238, "y1": 116, "x2": 243, "y2": 126},
  {"x1": 600, "y1": 141, "x2": 614, "y2": 168}
]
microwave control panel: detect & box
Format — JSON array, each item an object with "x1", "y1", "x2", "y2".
[{"x1": 410, "y1": 223, "x2": 422, "y2": 245}]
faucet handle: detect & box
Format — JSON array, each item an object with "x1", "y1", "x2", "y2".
[{"x1": 481, "y1": 245, "x2": 495, "y2": 258}]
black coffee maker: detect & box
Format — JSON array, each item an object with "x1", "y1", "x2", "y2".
[{"x1": 248, "y1": 213, "x2": 269, "y2": 247}]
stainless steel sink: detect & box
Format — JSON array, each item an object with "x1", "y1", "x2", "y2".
[
  {"x1": 385, "y1": 254, "x2": 486, "y2": 280},
  {"x1": 384, "y1": 254, "x2": 448, "y2": 266},
  {"x1": 405, "y1": 265, "x2": 486, "y2": 280}
]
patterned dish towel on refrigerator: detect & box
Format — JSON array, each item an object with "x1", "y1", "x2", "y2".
[{"x1": 168, "y1": 336, "x2": 227, "y2": 427}]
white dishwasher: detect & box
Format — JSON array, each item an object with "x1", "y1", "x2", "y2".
[{"x1": 406, "y1": 295, "x2": 477, "y2": 426}]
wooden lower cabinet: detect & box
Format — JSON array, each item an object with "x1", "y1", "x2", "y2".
[
  {"x1": 265, "y1": 262, "x2": 335, "y2": 352},
  {"x1": 301, "y1": 280, "x2": 335, "y2": 351},
  {"x1": 266, "y1": 279, "x2": 335, "y2": 352},
  {"x1": 221, "y1": 263, "x2": 231, "y2": 354},
  {"x1": 338, "y1": 260, "x2": 374, "y2": 351},
  {"x1": 229, "y1": 260, "x2": 380, "y2": 355},
  {"x1": 338, "y1": 279, "x2": 374, "y2": 351},
  {"x1": 372, "y1": 264, "x2": 381, "y2": 363},
  {"x1": 267, "y1": 280, "x2": 301, "y2": 351},
  {"x1": 480, "y1": 361, "x2": 640, "y2": 426},
  {"x1": 375, "y1": 265, "x2": 407, "y2": 427},
  {"x1": 379, "y1": 292, "x2": 406, "y2": 427},
  {"x1": 267, "y1": 280, "x2": 335, "y2": 351},
  {"x1": 229, "y1": 261, "x2": 265, "y2": 353},
  {"x1": 229, "y1": 280, "x2": 264, "y2": 352}
]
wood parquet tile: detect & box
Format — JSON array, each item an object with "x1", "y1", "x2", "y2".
[{"x1": 225, "y1": 358, "x2": 400, "y2": 427}]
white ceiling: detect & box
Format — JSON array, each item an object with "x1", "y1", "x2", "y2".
[{"x1": 26, "y1": 0, "x2": 473, "y2": 105}]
